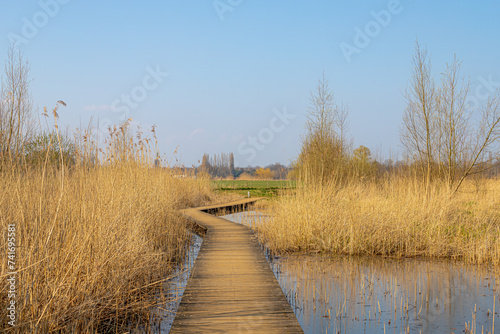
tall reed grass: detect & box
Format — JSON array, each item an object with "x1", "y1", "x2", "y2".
[
  {"x1": 0, "y1": 117, "x2": 214, "y2": 332},
  {"x1": 257, "y1": 177, "x2": 500, "y2": 264}
]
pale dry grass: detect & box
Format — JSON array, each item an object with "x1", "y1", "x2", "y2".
[
  {"x1": 0, "y1": 163, "x2": 213, "y2": 333},
  {"x1": 257, "y1": 177, "x2": 500, "y2": 264}
]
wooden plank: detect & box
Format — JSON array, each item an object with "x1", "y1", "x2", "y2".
[{"x1": 170, "y1": 198, "x2": 303, "y2": 333}]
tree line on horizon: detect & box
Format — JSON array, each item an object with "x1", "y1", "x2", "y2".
[
  {"x1": 293, "y1": 40, "x2": 500, "y2": 192},
  {"x1": 2, "y1": 41, "x2": 500, "y2": 187},
  {"x1": 197, "y1": 152, "x2": 290, "y2": 179}
]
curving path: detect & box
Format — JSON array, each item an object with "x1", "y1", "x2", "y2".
[{"x1": 169, "y1": 198, "x2": 303, "y2": 333}]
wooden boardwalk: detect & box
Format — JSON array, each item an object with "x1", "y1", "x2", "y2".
[{"x1": 170, "y1": 198, "x2": 303, "y2": 333}]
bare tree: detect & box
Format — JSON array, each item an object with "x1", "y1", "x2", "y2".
[
  {"x1": 199, "y1": 152, "x2": 233, "y2": 177},
  {"x1": 336, "y1": 102, "x2": 350, "y2": 157},
  {"x1": 435, "y1": 56, "x2": 471, "y2": 189},
  {"x1": 296, "y1": 73, "x2": 350, "y2": 185},
  {"x1": 352, "y1": 145, "x2": 375, "y2": 178},
  {"x1": 402, "y1": 40, "x2": 500, "y2": 193},
  {"x1": 306, "y1": 72, "x2": 336, "y2": 141},
  {"x1": 201, "y1": 153, "x2": 210, "y2": 172},
  {"x1": 453, "y1": 92, "x2": 500, "y2": 193},
  {"x1": 401, "y1": 40, "x2": 436, "y2": 190},
  {"x1": 229, "y1": 152, "x2": 234, "y2": 176},
  {"x1": 0, "y1": 46, "x2": 33, "y2": 159}
]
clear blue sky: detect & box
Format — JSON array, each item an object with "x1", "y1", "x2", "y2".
[{"x1": 1, "y1": 1, "x2": 499, "y2": 167}]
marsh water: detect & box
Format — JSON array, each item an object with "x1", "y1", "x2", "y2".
[
  {"x1": 224, "y1": 211, "x2": 500, "y2": 334},
  {"x1": 159, "y1": 211, "x2": 498, "y2": 333},
  {"x1": 269, "y1": 253, "x2": 498, "y2": 334},
  {"x1": 155, "y1": 233, "x2": 203, "y2": 333}
]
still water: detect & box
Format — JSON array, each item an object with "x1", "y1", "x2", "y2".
[
  {"x1": 224, "y1": 211, "x2": 499, "y2": 334},
  {"x1": 155, "y1": 233, "x2": 203, "y2": 333}
]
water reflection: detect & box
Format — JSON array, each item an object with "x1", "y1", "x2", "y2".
[
  {"x1": 224, "y1": 211, "x2": 499, "y2": 334},
  {"x1": 271, "y1": 254, "x2": 498, "y2": 334},
  {"x1": 154, "y1": 233, "x2": 203, "y2": 333}
]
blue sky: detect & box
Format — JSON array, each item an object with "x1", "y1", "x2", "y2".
[{"x1": 1, "y1": 1, "x2": 499, "y2": 167}]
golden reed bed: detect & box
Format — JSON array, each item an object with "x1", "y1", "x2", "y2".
[
  {"x1": 257, "y1": 177, "x2": 500, "y2": 265},
  {"x1": 0, "y1": 163, "x2": 213, "y2": 333}
]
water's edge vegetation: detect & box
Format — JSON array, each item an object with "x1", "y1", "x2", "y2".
[
  {"x1": 0, "y1": 161, "x2": 215, "y2": 333},
  {"x1": 256, "y1": 179, "x2": 500, "y2": 264}
]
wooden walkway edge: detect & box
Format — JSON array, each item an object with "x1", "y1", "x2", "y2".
[{"x1": 170, "y1": 198, "x2": 303, "y2": 333}]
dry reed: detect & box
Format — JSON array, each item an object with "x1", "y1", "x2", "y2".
[
  {"x1": 257, "y1": 177, "x2": 500, "y2": 264},
  {"x1": 0, "y1": 117, "x2": 214, "y2": 332}
]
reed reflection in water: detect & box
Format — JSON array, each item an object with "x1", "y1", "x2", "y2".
[
  {"x1": 270, "y1": 254, "x2": 498, "y2": 333},
  {"x1": 224, "y1": 211, "x2": 499, "y2": 334}
]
